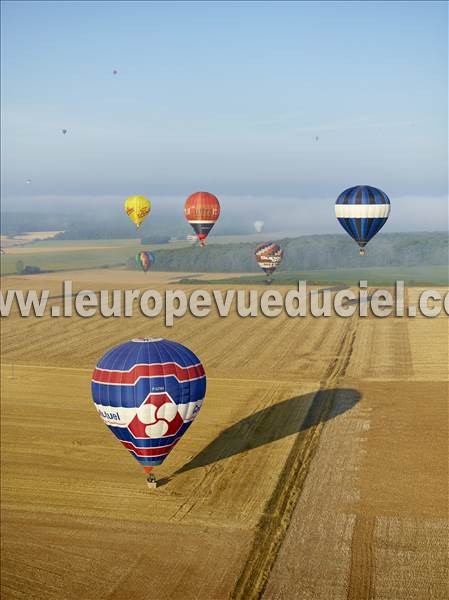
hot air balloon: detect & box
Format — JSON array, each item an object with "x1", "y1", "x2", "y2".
[
  {"x1": 255, "y1": 242, "x2": 284, "y2": 282},
  {"x1": 254, "y1": 220, "x2": 264, "y2": 233},
  {"x1": 91, "y1": 338, "x2": 206, "y2": 488},
  {"x1": 136, "y1": 250, "x2": 155, "y2": 272},
  {"x1": 124, "y1": 195, "x2": 151, "y2": 229},
  {"x1": 26, "y1": 178, "x2": 31, "y2": 184},
  {"x1": 184, "y1": 191, "x2": 220, "y2": 247},
  {"x1": 335, "y1": 185, "x2": 391, "y2": 256},
  {"x1": 62, "y1": 129, "x2": 67, "y2": 134},
  {"x1": 113, "y1": 69, "x2": 118, "y2": 75}
]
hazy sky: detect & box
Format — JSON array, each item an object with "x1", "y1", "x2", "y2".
[{"x1": 1, "y1": 1, "x2": 447, "y2": 230}]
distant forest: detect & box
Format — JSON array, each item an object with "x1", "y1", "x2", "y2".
[
  {"x1": 2, "y1": 212, "x2": 448, "y2": 271},
  {"x1": 144, "y1": 233, "x2": 448, "y2": 271}
]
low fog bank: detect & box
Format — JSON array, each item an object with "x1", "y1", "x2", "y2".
[{"x1": 1, "y1": 194, "x2": 447, "y2": 239}]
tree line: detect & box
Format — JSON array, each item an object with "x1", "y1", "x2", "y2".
[{"x1": 131, "y1": 233, "x2": 448, "y2": 272}]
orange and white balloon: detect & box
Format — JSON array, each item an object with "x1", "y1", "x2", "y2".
[{"x1": 184, "y1": 191, "x2": 220, "y2": 247}]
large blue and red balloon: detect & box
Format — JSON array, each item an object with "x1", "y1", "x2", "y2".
[{"x1": 91, "y1": 338, "x2": 206, "y2": 477}]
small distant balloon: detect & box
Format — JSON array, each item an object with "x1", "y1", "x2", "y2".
[
  {"x1": 254, "y1": 220, "x2": 264, "y2": 233},
  {"x1": 315, "y1": 136, "x2": 319, "y2": 141},
  {"x1": 124, "y1": 195, "x2": 152, "y2": 229},
  {"x1": 62, "y1": 129, "x2": 67, "y2": 135},
  {"x1": 136, "y1": 251, "x2": 155, "y2": 273},
  {"x1": 255, "y1": 242, "x2": 284, "y2": 282},
  {"x1": 113, "y1": 69, "x2": 118, "y2": 75},
  {"x1": 26, "y1": 178, "x2": 31, "y2": 184}
]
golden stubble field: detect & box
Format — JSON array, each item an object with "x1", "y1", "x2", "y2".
[{"x1": 1, "y1": 271, "x2": 448, "y2": 600}]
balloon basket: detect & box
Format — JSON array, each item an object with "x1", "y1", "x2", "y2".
[
  {"x1": 146, "y1": 474, "x2": 158, "y2": 490},
  {"x1": 359, "y1": 248, "x2": 366, "y2": 257}
]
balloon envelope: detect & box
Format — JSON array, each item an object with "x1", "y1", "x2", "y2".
[
  {"x1": 255, "y1": 242, "x2": 283, "y2": 276},
  {"x1": 184, "y1": 191, "x2": 220, "y2": 246},
  {"x1": 124, "y1": 195, "x2": 151, "y2": 229},
  {"x1": 136, "y1": 250, "x2": 155, "y2": 272},
  {"x1": 62, "y1": 129, "x2": 67, "y2": 134},
  {"x1": 91, "y1": 338, "x2": 206, "y2": 473},
  {"x1": 335, "y1": 185, "x2": 391, "y2": 254}
]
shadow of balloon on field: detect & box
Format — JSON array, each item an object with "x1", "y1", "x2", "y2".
[{"x1": 167, "y1": 387, "x2": 361, "y2": 481}]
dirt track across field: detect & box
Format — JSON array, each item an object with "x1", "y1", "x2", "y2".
[{"x1": 1, "y1": 271, "x2": 448, "y2": 600}]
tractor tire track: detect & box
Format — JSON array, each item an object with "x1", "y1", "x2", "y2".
[{"x1": 347, "y1": 515, "x2": 376, "y2": 600}]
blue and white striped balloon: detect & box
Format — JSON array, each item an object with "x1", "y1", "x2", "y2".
[{"x1": 335, "y1": 185, "x2": 391, "y2": 255}]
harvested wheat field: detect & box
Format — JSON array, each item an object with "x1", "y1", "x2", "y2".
[
  {"x1": 1, "y1": 271, "x2": 448, "y2": 600},
  {"x1": 0, "y1": 232, "x2": 64, "y2": 247}
]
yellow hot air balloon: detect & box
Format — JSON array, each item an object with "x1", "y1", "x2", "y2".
[{"x1": 124, "y1": 195, "x2": 151, "y2": 229}]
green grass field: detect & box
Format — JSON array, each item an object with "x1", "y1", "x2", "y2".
[
  {"x1": 178, "y1": 265, "x2": 449, "y2": 286},
  {"x1": 0, "y1": 239, "x2": 185, "y2": 275}
]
